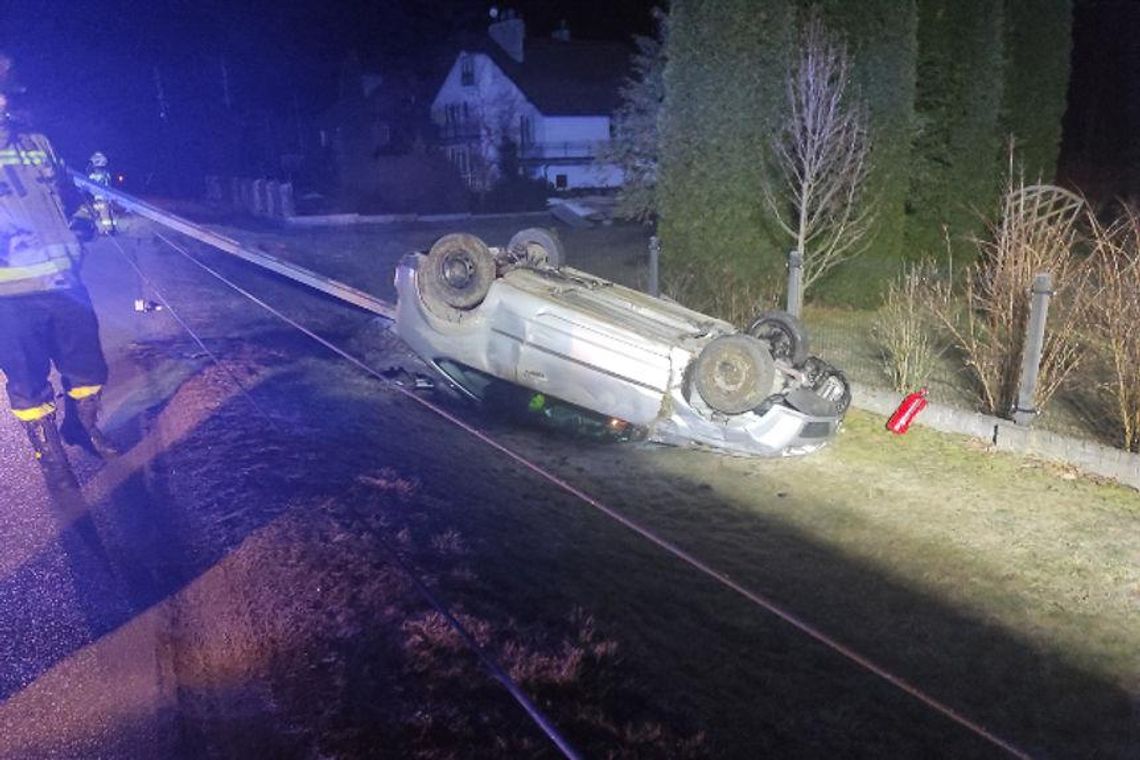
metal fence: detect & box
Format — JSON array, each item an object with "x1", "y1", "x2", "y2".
[{"x1": 205, "y1": 175, "x2": 295, "y2": 219}]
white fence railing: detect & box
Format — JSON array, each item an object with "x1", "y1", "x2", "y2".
[{"x1": 206, "y1": 176, "x2": 295, "y2": 219}]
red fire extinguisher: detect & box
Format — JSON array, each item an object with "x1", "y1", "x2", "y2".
[{"x1": 887, "y1": 387, "x2": 928, "y2": 434}]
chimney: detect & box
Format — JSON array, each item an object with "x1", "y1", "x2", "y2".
[{"x1": 489, "y1": 9, "x2": 525, "y2": 63}]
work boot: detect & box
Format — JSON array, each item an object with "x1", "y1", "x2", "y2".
[
  {"x1": 23, "y1": 413, "x2": 81, "y2": 494},
  {"x1": 62, "y1": 394, "x2": 121, "y2": 459}
]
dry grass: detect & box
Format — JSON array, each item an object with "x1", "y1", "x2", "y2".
[
  {"x1": 572, "y1": 409, "x2": 1140, "y2": 757},
  {"x1": 257, "y1": 472, "x2": 710, "y2": 759}
]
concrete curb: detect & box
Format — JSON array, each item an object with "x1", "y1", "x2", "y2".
[
  {"x1": 284, "y1": 209, "x2": 553, "y2": 228},
  {"x1": 851, "y1": 383, "x2": 1140, "y2": 490}
]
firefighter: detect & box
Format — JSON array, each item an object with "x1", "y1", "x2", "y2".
[
  {"x1": 84, "y1": 151, "x2": 116, "y2": 234},
  {"x1": 0, "y1": 53, "x2": 118, "y2": 495},
  {"x1": 87, "y1": 151, "x2": 110, "y2": 186}
]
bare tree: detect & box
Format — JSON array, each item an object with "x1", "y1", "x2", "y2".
[{"x1": 765, "y1": 9, "x2": 874, "y2": 294}]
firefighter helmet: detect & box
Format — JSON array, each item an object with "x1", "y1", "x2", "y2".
[{"x1": 89, "y1": 151, "x2": 108, "y2": 168}]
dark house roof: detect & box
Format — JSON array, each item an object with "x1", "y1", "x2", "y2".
[{"x1": 459, "y1": 37, "x2": 632, "y2": 117}]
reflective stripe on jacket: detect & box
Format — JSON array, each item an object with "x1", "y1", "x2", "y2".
[{"x1": 0, "y1": 132, "x2": 82, "y2": 296}]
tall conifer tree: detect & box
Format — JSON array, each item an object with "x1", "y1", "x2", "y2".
[
  {"x1": 658, "y1": 0, "x2": 795, "y2": 297},
  {"x1": 907, "y1": 0, "x2": 1005, "y2": 260},
  {"x1": 813, "y1": 0, "x2": 918, "y2": 302},
  {"x1": 1001, "y1": 0, "x2": 1073, "y2": 182}
]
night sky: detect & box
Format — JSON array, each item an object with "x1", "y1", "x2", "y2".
[
  {"x1": 0, "y1": 1, "x2": 1135, "y2": 196},
  {"x1": 0, "y1": 1, "x2": 656, "y2": 189}
]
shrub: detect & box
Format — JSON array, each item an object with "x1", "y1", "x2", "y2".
[
  {"x1": 1083, "y1": 207, "x2": 1140, "y2": 451},
  {"x1": 924, "y1": 178, "x2": 1091, "y2": 417},
  {"x1": 475, "y1": 174, "x2": 550, "y2": 213},
  {"x1": 872, "y1": 260, "x2": 948, "y2": 392},
  {"x1": 350, "y1": 154, "x2": 470, "y2": 214},
  {"x1": 661, "y1": 259, "x2": 782, "y2": 329}
]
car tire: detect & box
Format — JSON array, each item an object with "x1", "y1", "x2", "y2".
[
  {"x1": 816, "y1": 369, "x2": 852, "y2": 415},
  {"x1": 746, "y1": 310, "x2": 809, "y2": 366},
  {"x1": 420, "y1": 233, "x2": 496, "y2": 311},
  {"x1": 693, "y1": 334, "x2": 777, "y2": 415},
  {"x1": 507, "y1": 227, "x2": 564, "y2": 269},
  {"x1": 803, "y1": 358, "x2": 852, "y2": 415}
]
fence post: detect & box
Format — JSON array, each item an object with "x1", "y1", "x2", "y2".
[
  {"x1": 279, "y1": 182, "x2": 295, "y2": 218},
  {"x1": 265, "y1": 181, "x2": 280, "y2": 218},
  {"x1": 1013, "y1": 272, "x2": 1053, "y2": 426},
  {"x1": 204, "y1": 175, "x2": 222, "y2": 202},
  {"x1": 648, "y1": 235, "x2": 661, "y2": 297},
  {"x1": 253, "y1": 179, "x2": 268, "y2": 216},
  {"x1": 786, "y1": 249, "x2": 804, "y2": 318}
]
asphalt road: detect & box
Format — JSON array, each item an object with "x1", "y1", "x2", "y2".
[
  {"x1": 0, "y1": 217, "x2": 388, "y2": 758},
  {"x1": 0, "y1": 224, "x2": 186, "y2": 758}
]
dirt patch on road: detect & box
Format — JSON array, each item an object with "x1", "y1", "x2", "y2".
[{"x1": 136, "y1": 339, "x2": 707, "y2": 759}]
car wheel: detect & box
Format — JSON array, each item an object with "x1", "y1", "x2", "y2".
[
  {"x1": 420, "y1": 233, "x2": 496, "y2": 311},
  {"x1": 693, "y1": 334, "x2": 777, "y2": 414},
  {"x1": 814, "y1": 367, "x2": 852, "y2": 415},
  {"x1": 507, "y1": 227, "x2": 564, "y2": 269},
  {"x1": 746, "y1": 310, "x2": 809, "y2": 366}
]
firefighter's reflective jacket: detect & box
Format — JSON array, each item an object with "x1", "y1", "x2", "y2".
[{"x1": 0, "y1": 131, "x2": 84, "y2": 297}]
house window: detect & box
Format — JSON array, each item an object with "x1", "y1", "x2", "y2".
[
  {"x1": 372, "y1": 121, "x2": 390, "y2": 146},
  {"x1": 461, "y1": 56, "x2": 475, "y2": 87},
  {"x1": 448, "y1": 146, "x2": 471, "y2": 177},
  {"x1": 555, "y1": 174, "x2": 568, "y2": 189},
  {"x1": 446, "y1": 103, "x2": 472, "y2": 127},
  {"x1": 519, "y1": 115, "x2": 534, "y2": 148}
]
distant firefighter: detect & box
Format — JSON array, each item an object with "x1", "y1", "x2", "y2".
[
  {"x1": 0, "y1": 52, "x2": 118, "y2": 497},
  {"x1": 87, "y1": 151, "x2": 110, "y2": 186},
  {"x1": 84, "y1": 150, "x2": 117, "y2": 235}
]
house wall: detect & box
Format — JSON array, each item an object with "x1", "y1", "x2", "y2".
[
  {"x1": 530, "y1": 116, "x2": 621, "y2": 189},
  {"x1": 530, "y1": 162, "x2": 624, "y2": 189},
  {"x1": 539, "y1": 115, "x2": 611, "y2": 143},
  {"x1": 432, "y1": 53, "x2": 621, "y2": 190},
  {"x1": 432, "y1": 52, "x2": 538, "y2": 187}
]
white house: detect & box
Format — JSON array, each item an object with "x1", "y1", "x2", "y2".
[{"x1": 430, "y1": 12, "x2": 630, "y2": 191}]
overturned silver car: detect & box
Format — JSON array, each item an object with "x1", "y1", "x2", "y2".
[{"x1": 393, "y1": 229, "x2": 850, "y2": 456}]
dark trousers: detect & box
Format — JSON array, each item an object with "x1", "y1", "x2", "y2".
[{"x1": 0, "y1": 286, "x2": 109, "y2": 412}]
